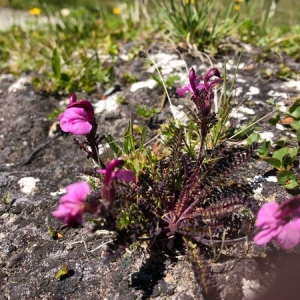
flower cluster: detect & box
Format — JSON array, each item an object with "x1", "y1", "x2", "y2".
[
  {"x1": 52, "y1": 159, "x2": 134, "y2": 226},
  {"x1": 254, "y1": 195, "x2": 300, "y2": 249},
  {"x1": 177, "y1": 68, "x2": 221, "y2": 116},
  {"x1": 53, "y1": 94, "x2": 134, "y2": 226}
]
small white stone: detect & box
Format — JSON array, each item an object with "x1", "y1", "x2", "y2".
[
  {"x1": 265, "y1": 176, "x2": 277, "y2": 183},
  {"x1": 50, "y1": 188, "x2": 66, "y2": 197},
  {"x1": 267, "y1": 90, "x2": 288, "y2": 99},
  {"x1": 8, "y1": 76, "x2": 31, "y2": 93},
  {"x1": 275, "y1": 124, "x2": 285, "y2": 131},
  {"x1": 246, "y1": 86, "x2": 260, "y2": 95},
  {"x1": 281, "y1": 80, "x2": 300, "y2": 91},
  {"x1": 94, "y1": 93, "x2": 120, "y2": 113},
  {"x1": 130, "y1": 79, "x2": 157, "y2": 92},
  {"x1": 242, "y1": 278, "x2": 261, "y2": 300},
  {"x1": 259, "y1": 131, "x2": 274, "y2": 142},
  {"x1": 238, "y1": 106, "x2": 255, "y2": 115},
  {"x1": 18, "y1": 177, "x2": 40, "y2": 194}
]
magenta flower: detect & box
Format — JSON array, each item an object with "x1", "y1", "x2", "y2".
[
  {"x1": 177, "y1": 68, "x2": 202, "y2": 97},
  {"x1": 52, "y1": 182, "x2": 90, "y2": 226},
  {"x1": 58, "y1": 93, "x2": 95, "y2": 135},
  {"x1": 177, "y1": 68, "x2": 221, "y2": 116},
  {"x1": 254, "y1": 196, "x2": 300, "y2": 250},
  {"x1": 97, "y1": 159, "x2": 135, "y2": 203}
]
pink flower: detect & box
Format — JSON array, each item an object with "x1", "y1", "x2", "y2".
[
  {"x1": 97, "y1": 159, "x2": 134, "y2": 202},
  {"x1": 176, "y1": 68, "x2": 202, "y2": 97},
  {"x1": 177, "y1": 68, "x2": 221, "y2": 116},
  {"x1": 52, "y1": 182, "x2": 90, "y2": 226},
  {"x1": 58, "y1": 93, "x2": 95, "y2": 135},
  {"x1": 254, "y1": 196, "x2": 300, "y2": 249}
]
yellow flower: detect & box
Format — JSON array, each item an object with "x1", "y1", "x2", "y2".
[
  {"x1": 29, "y1": 7, "x2": 41, "y2": 16},
  {"x1": 233, "y1": 4, "x2": 241, "y2": 11},
  {"x1": 113, "y1": 7, "x2": 121, "y2": 15},
  {"x1": 185, "y1": 0, "x2": 195, "y2": 4}
]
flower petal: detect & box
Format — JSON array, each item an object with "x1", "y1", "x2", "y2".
[
  {"x1": 112, "y1": 170, "x2": 135, "y2": 183},
  {"x1": 275, "y1": 220, "x2": 300, "y2": 249},
  {"x1": 255, "y1": 202, "x2": 280, "y2": 228},
  {"x1": 254, "y1": 226, "x2": 281, "y2": 245}
]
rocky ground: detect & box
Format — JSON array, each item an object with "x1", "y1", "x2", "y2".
[{"x1": 0, "y1": 43, "x2": 300, "y2": 300}]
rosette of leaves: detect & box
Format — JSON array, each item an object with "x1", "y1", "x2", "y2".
[{"x1": 103, "y1": 120, "x2": 258, "y2": 297}]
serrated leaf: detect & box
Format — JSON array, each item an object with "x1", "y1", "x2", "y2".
[{"x1": 263, "y1": 157, "x2": 282, "y2": 169}]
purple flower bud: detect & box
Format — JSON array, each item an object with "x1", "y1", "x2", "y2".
[{"x1": 97, "y1": 159, "x2": 135, "y2": 203}]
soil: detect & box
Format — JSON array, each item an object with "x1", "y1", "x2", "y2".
[{"x1": 1, "y1": 43, "x2": 300, "y2": 300}]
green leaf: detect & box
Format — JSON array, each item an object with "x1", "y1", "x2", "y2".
[
  {"x1": 55, "y1": 265, "x2": 69, "y2": 280},
  {"x1": 48, "y1": 225, "x2": 57, "y2": 239},
  {"x1": 272, "y1": 147, "x2": 289, "y2": 162},
  {"x1": 289, "y1": 147, "x2": 298, "y2": 160},
  {"x1": 290, "y1": 107, "x2": 300, "y2": 119},
  {"x1": 104, "y1": 135, "x2": 123, "y2": 158},
  {"x1": 291, "y1": 120, "x2": 300, "y2": 131},
  {"x1": 277, "y1": 170, "x2": 299, "y2": 189},
  {"x1": 123, "y1": 122, "x2": 135, "y2": 155},
  {"x1": 139, "y1": 127, "x2": 147, "y2": 151},
  {"x1": 135, "y1": 105, "x2": 160, "y2": 118},
  {"x1": 268, "y1": 112, "x2": 280, "y2": 126},
  {"x1": 263, "y1": 157, "x2": 282, "y2": 169},
  {"x1": 274, "y1": 137, "x2": 287, "y2": 148},
  {"x1": 297, "y1": 129, "x2": 300, "y2": 143},
  {"x1": 247, "y1": 133, "x2": 260, "y2": 145},
  {"x1": 52, "y1": 48, "x2": 61, "y2": 79},
  {"x1": 257, "y1": 140, "x2": 270, "y2": 158}
]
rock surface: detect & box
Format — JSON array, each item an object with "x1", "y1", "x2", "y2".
[{"x1": 1, "y1": 44, "x2": 300, "y2": 299}]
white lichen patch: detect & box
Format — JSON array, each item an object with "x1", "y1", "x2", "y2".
[
  {"x1": 232, "y1": 86, "x2": 243, "y2": 97},
  {"x1": 281, "y1": 79, "x2": 300, "y2": 91},
  {"x1": 238, "y1": 106, "x2": 255, "y2": 115},
  {"x1": 18, "y1": 177, "x2": 40, "y2": 194},
  {"x1": 94, "y1": 93, "x2": 120, "y2": 114},
  {"x1": 275, "y1": 123, "x2": 286, "y2": 131},
  {"x1": 265, "y1": 176, "x2": 277, "y2": 183},
  {"x1": 246, "y1": 86, "x2": 260, "y2": 96},
  {"x1": 242, "y1": 278, "x2": 261, "y2": 300},
  {"x1": 267, "y1": 90, "x2": 289, "y2": 100},
  {"x1": 259, "y1": 131, "x2": 274, "y2": 142},
  {"x1": 170, "y1": 105, "x2": 189, "y2": 124},
  {"x1": 8, "y1": 76, "x2": 31, "y2": 93},
  {"x1": 130, "y1": 79, "x2": 157, "y2": 92},
  {"x1": 50, "y1": 188, "x2": 66, "y2": 197},
  {"x1": 147, "y1": 53, "x2": 186, "y2": 75}
]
